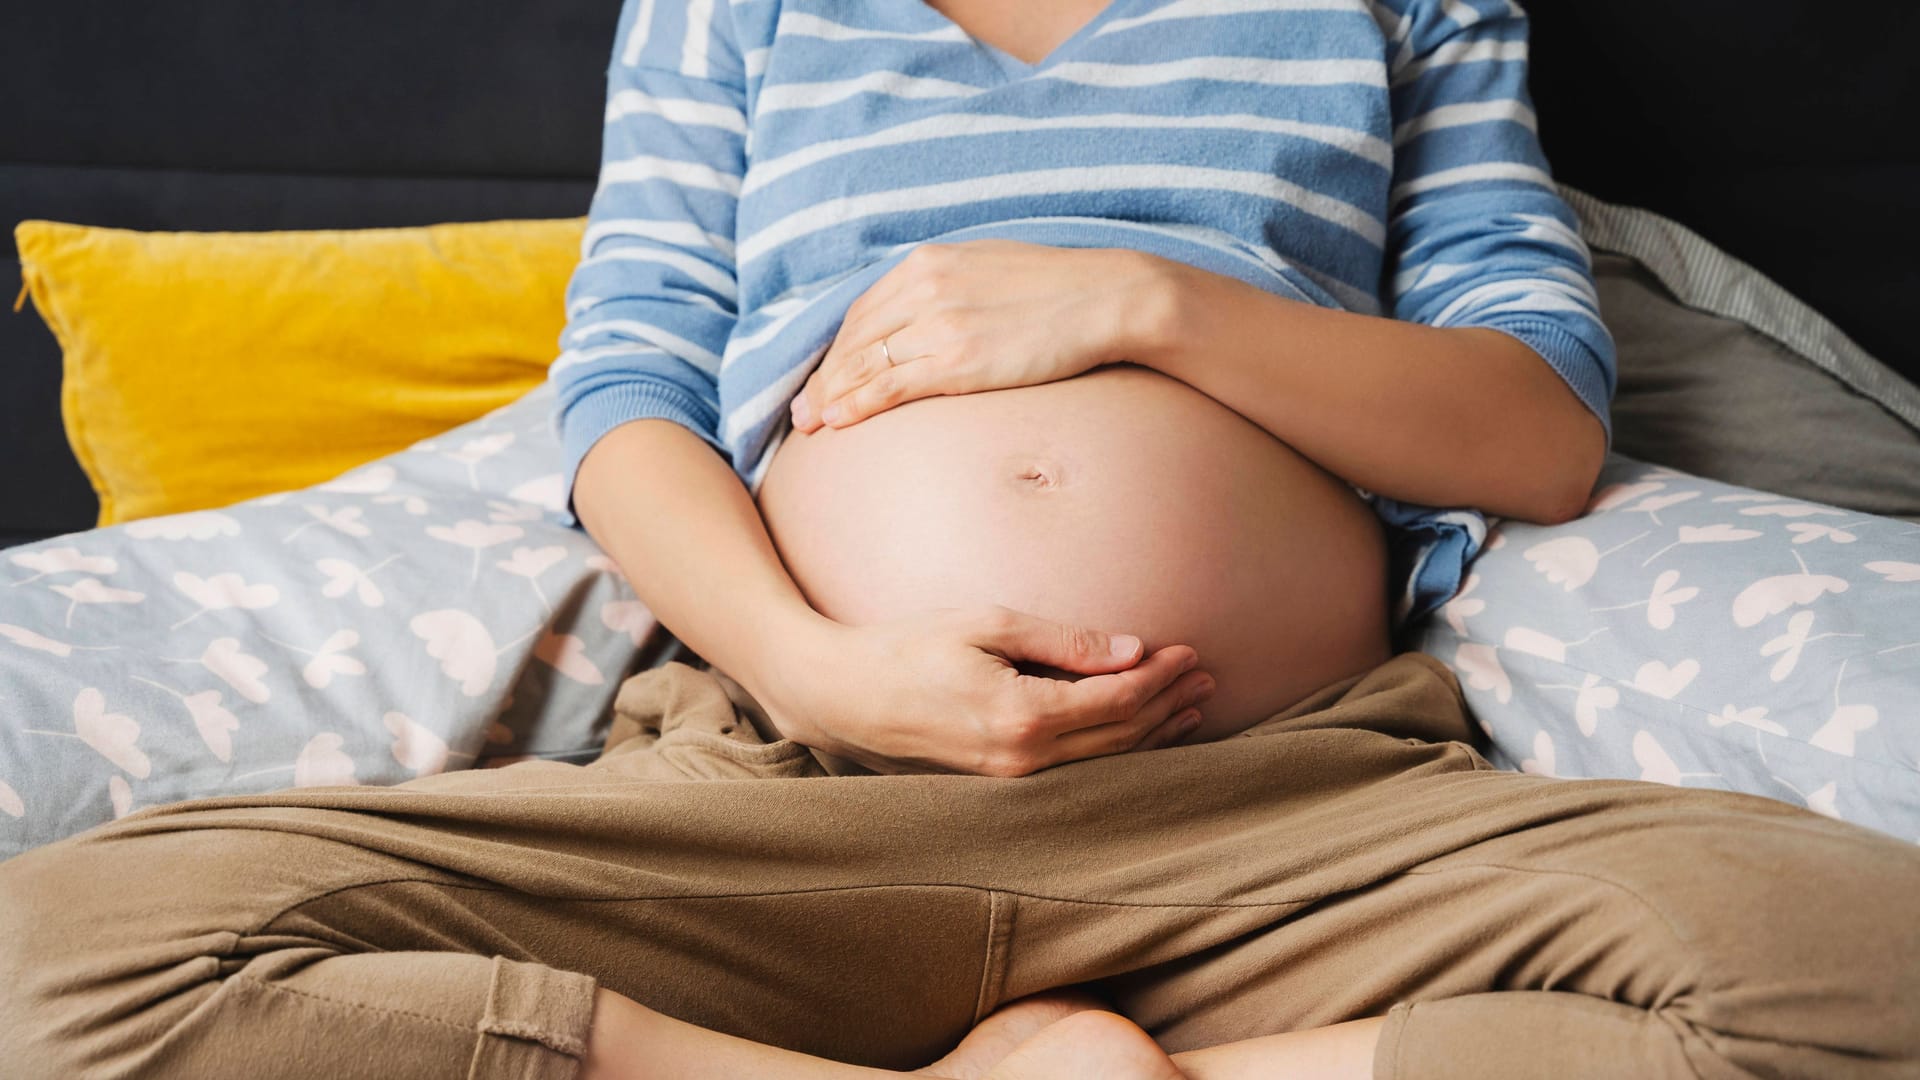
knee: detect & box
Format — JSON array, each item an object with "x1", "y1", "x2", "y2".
[
  {"x1": 1645, "y1": 814, "x2": 1920, "y2": 1070},
  {"x1": 0, "y1": 840, "x2": 121, "y2": 1070},
  {"x1": 0, "y1": 829, "x2": 244, "y2": 1075},
  {"x1": 0, "y1": 836, "x2": 111, "y2": 984}
]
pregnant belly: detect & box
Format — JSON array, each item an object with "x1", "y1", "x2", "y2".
[{"x1": 754, "y1": 363, "x2": 1392, "y2": 741}]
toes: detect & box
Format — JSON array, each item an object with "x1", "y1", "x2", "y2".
[
  {"x1": 989, "y1": 987, "x2": 1110, "y2": 1030},
  {"x1": 917, "y1": 990, "x2": 1108, "y2": 1079},
  {"x1": 984, "y1": 1010, "x2": 1185, "y2": 1080}
]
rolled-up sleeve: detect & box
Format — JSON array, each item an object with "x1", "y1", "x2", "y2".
[
  {"x1": 1382, "y1": 0, "x2": 1616, "y2": 443},
  {"x1": 549, "y1": 0, "x2": 747, "y2": 525}
]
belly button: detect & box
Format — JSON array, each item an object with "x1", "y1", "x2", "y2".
[{"x1": 1008, "y1": 459, "x2": 1066, "y2": 491}]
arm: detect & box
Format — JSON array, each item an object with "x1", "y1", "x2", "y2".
[
  {"x1": 561, "y1": 0, "x2": 1210, "y2": 770},
  {"x1": 550, "y1": 0, "x2": 745, "y2": 505},
  {"x1": 1132, "y1": 0, "x2": 1614, "y2": 524},
  {"x1": 1131, "y1": 262, "x2": 1605, "y2": 524},
  {"x1": 555, "y1": 0, "x2": 825, "y2": 702},
  {"x1": 573, "y1": 420, "x2": 836, "y2": 719},
  {"x1": 577, "y1": 418, "x2": 1211, "y2": 771}
]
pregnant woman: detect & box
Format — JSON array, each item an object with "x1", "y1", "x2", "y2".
[
  {"x1": 563, "y1": 0, "x2": 1619, "y2": 771},
  {"x1": 3, "y1": 1, "x2": 1916, "y2": 1078}
]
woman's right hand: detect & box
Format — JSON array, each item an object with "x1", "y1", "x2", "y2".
[{"x1": 757, "y1": 605, "x2": 1216, "y2": 777}]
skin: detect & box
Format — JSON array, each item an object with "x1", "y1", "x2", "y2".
[
  {"x1": 758, "y1": 361, "x2": 1393, "y2": 743},
  {"x1": 572, "y1": 2, "x2": 1610, "y2": 1075},
  {"x1": 790, "y1": 241, "x2": 1604, "y2": 524},
  {"x1": 583, "y1": 986, "x2": 1386, "y2": 1080}
]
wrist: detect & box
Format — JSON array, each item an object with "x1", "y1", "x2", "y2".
[
  {"x1": 1106, "y1": 249, "x2": 1193, "y2": 372},
  {"x1": 736, "y1": 601, "x2": 846, "y2": 745}
]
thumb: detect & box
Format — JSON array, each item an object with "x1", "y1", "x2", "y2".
[{"x1": 983, "y1": 609, "x2": 1142, "y2": 675}]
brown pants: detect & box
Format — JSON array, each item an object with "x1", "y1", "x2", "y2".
[{"x1": 1, "y1": 653, "x2": 1915, "y2": 1080}]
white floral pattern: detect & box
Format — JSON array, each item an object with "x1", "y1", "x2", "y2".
[
  {"x1": 5, "y1": 406, "x2": 1915, "y2": 856},
  {"x1": 1414, "y1": 458, "x2": 1920, "y2": 843},
  {"x1": 0, "y1": 385, "x2": 680, "y2": 857}
]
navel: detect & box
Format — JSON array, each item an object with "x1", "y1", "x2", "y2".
[{"x1": 1007, "y1": 457, "x2": 1067, "y2": 491}]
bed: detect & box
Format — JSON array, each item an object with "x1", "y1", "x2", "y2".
[{"x1": 2, "y1": 0, "x2": 1917, "y2": 859}]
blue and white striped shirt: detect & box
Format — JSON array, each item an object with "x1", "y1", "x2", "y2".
[{"x1": 549, "y1": 0, "x2": 1616, "y2": 625}]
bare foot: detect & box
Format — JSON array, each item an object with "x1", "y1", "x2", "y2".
[
  {"x1": 915, "y1": 988, "x2": 1109, "y2": 1079},
  {"x1": 982, "y1": 1010, "x2": 1187, "y2": 1080}
]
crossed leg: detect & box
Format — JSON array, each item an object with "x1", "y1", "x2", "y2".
[
  {"x1": 583, "y1": 984, "x2": 1377, "y2": 1079},
  {"x1": 1, "y1": 655, "x2": 1914, "y2": 1079}
]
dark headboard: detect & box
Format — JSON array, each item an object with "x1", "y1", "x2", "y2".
[
  {"x1": 0, "y1": 0, "x2": 619, "y2": 548},
  {"x1": 4, "y1": 0, "x2": 1914, "y2": 547},
  {"x1": 1523, "y1": 0, "x2": 1917, "y2": 385}
]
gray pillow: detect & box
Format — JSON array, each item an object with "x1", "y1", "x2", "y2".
[
  {"x1": 1410, "y1": 454, "x2": 1920, "y2": 843},
  {"x1": 0, "y1": 385, "x2": 683, "y2": 861},
  {"x1": 1569, "y1": 189, "x2": 1920, "y2": 521}
]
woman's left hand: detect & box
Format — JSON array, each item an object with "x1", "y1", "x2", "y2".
[{"x1": 789, "y1": 240, "x2": 1172, "y2": 432}]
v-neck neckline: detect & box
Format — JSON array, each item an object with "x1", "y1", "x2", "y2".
[{"x1": 910, "y1": 0, "x2": 1129, "y2": 79}]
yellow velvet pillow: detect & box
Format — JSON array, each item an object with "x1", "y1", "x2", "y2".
[{"x1": 14, "y1": 217, "x2": 585, "y2": 525}]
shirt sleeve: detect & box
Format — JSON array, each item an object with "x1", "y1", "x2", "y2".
[
  {"x1": 549, "y1": 0, "x2": 747, "y2": 525},
  {"x1": 1381, "y1": 0, "x2": 1616, "y2": 441}
]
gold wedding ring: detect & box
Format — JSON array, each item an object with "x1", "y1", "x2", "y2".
[{"x1": 880, "y1": 335, "x2": 895, "y2": 366}]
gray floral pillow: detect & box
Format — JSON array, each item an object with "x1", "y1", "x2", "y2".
[
  {"x1": 1411, "y1": 456, "x2": 1920, "y2": 843},
  {"x1": 10, "y1": 389, "x2": 1917, "y2": 859},
  {"x1": 0, "y1": 384, "x2": 673, "y2": 859}
]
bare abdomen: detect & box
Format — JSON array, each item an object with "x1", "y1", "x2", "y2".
[{"x1": 754, "y1": 362, "x2": 1391, "y2": 740}]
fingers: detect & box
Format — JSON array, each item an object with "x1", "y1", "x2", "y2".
[
  {"x1": 836, "y1": 247, "x2": 930, "y2": 339},
  {"x1": 818, "y1": 348, "x2": 945, "y2": 427},
  {"x1": 795, "y1": 327, "x2": 904, "y2": 431},
  {"x1": 965, "y1": 607, "x2": 1213, "y2": 775},
  {"x1": 797, "y1": 252, "x2": 931, "y2": 432},
  {"x1": 1045, "y1": 655, "x2": 1216, "y2": 765},
  {"x1": 977, "y1": 606, "x2": 1148, "y2": 675},
  {"x1": 1134, "y1": 669, "x2": 1217, "y2": 748},
  {"x1": 1126, "y1": 711, "x2": 1201, "y2": 754}
]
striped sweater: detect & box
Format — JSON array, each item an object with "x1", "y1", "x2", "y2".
[{"x1": 549, "y1": 0, "x2": 1617, "y2": 625}]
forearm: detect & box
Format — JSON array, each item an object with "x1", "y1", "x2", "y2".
[
  {"x1": 1129, "y1": 255, "x2": 1606, "y2": 524},
  {"x1": 573, "y1": 418, "x2": 836, "y2": 729}
]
